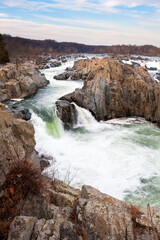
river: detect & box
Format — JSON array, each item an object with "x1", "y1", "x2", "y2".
[{"x1": 7, "y1": 54, "x2": 160, "y2": 207}]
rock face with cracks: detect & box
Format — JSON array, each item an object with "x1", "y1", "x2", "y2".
[
  {"x1": 0, "y1": 106, "x2": 40, "y2": 187},
  {"x1": 0, "y1": 62, "x2": 49, "y2": 102},
  {"x1": 59, "y1": 58, "x2": 160, "y2": 124},
  {"x1": 7, "y1": 184, "x2": 160, "y2": 240}
]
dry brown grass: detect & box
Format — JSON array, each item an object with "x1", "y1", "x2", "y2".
[{"x1": 0, "y1": 160, "x2": 46, "y2": 239}]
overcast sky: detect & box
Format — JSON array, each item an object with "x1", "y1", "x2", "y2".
[{"x1": 0, "y1": 0, "x2": 160, "y2": 46}]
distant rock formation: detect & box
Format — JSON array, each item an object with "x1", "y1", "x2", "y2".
[
  {"x1": 59, "y1": 58, "x2": 160, "y2": 125},
  {"x1": 0, "y1": 62, "x2": 49, "y2": 102}
]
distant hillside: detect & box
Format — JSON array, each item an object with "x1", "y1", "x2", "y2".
[{"x1": 3, "y1": 34, "x2": 160, "y2": 59}]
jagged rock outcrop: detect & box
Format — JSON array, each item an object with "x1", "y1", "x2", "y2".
[
  {"x1": 0, "y1": 62, "x2": 49, "y2": 102},
  {"x1": 7, "y1": 183, "x2": 160, "y2": 240},
  {"x1": 60, "y1": 58, "x2": 160, "y2": 124},
  {"x1": 56, "y1": 100, "x2": 78, "y2": 129},
  {"x1": 0, "y1": 106, "x2": 40, "y2": 187}
]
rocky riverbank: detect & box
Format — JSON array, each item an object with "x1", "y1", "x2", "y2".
[
  {"x1": 0, "y1": 62, "x2": 49, "y2": 102},
  {"x1": 7, "y1": 183, "x2": 160, "y2": 240},
  {"x1": 56, "y1": 57, "x2": 160, "y2": 127},
  {"x1": 0, "y1": 104, "x2": 40, "y2": 187}
]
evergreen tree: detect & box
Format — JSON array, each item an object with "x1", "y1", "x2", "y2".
[{"x1": 0, "y1": 34, "x2": 10, "y2": 64}]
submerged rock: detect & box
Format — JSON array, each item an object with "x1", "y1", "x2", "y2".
[
  {"x1": 131, "y1": 61, "x2": 141, "y2": 68},
  {"x1": 50, "y1": 61, "x2": 61, "y2": 68},
  {"x1": 60, "y1": 58, "x2": 160, "y2": 124},
  {"x1": 56, "y1": 100, "x2": 78, "y2": 130},
  {"x1": 156, "y1": 72, "x2": 160, "y2": 81},
  {"x1": 54, "y1": 72, "x2": 71, "y2": 80},
  {"x1": 148, "y1": 67, "x2": 157, "y2": 71}
]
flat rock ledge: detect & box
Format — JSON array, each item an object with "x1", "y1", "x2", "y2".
[
  {"x1": 7, "y1": 183, "x2": 160, "y2": 240},
  {"x1": 0, "y1": 62, "x2": 49, "y2": 102}
]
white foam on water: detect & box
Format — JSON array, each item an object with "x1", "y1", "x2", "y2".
[{"x1": 31, "y1": 109, "x2": 160, "y2": 200}]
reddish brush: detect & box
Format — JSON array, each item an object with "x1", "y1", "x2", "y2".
[{"x1": 0, "y1": 160, "x2": 45, "y2": 239}]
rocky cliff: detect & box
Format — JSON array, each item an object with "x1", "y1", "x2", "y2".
[
  {"x1": 0, "y1": 62, "x2": 49, "y2": 102},
  {"x1": 0, "y1": 104, "x2": 40, "y2": 187},
  {"x1": 59, "y1": 58, "x2": 160, "y2": 125}
]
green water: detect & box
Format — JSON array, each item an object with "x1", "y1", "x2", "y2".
[{"x1": 46, "y1": 117, "x2": 63, "y2": 138}]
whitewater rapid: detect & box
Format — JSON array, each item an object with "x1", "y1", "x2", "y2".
[{"x1": 9, "y1": 55, "x2": 160, "y2": 207}]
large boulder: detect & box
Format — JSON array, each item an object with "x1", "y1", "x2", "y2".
[
  {"x1": 76, "y1": 185, "x2": 160, "y2": 240},
  {"x1": 0, "y1": 62, "x2": 49, "y2": 101},
  {"x1": 56, "y1": 100, "x2": 78, "y2": 130},
  {"x1": 54, "y1": 72, "x2": 71, "y2": 80},
  {"x1": 60, "y1": 58, "x2": 160, "y2": 124}
]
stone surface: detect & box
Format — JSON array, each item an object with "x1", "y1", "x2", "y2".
[
  {"x1": 20, "y1": 193, "x2": 54, "y2": 220},
  {"x1": 56, "y1": 100, "x2": 78, "y2": 129},
  {"x1": 49, "y1": 179, "x2": 80, "y2": 207},
  {"x1": 77, "y1": 185, "x2": 157, "y2": 240},
  {"x1": 6, "y1": 183, "x2": 160, "y2": 240},
  {"x1": 11, "y1": 108, "x2": 32, "y2": 121},
  {"x1": 50, "y1": 61, "x2": 61, "y2": 68},
  {"x1": 60, "y1": 58, "x2": 160, "y2": 124},
  {"x1": 59, "y1": 222, "x2": 78, "y2": 240},
  {"x1": 7, "y1": 216, "x2": 36, "y2": 240},
  {"x1": 31, "y1": 207, "x2": 73, "y2": 240},
  {"x1": 54, "y1": 72, "x2": 70, "y2": 80},
  {"x1": 0, "y1": 102, "x2": 5, "y2": 110},
  {"x1": 20, "y1": 109, "x2": 32, "y2": 121},
  {"x1": 0, "y1": 62, "x2": 49, "y2": 101},
  {"x1": 0, "y1": 109, "x2": 40, "y2": 187}
]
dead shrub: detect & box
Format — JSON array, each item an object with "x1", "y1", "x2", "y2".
[{"x1": 0, "y1": 160, "x2": 46, "y2": 239}]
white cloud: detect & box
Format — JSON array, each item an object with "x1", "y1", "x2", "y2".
[
  {"x1": 0, "y1": 18, "x2": 159, "y2": 47},
  {"x1": 0, "y1": 13, "x2": 9, "y2": 17},
  {"x1": 1, "y1": 0, "x2": 160, "y2": 13},
  {"x1": 36, "y1": 15, "x2": 124, "y2": 31}
]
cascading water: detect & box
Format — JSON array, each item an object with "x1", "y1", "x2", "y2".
[{"x1": 6, "y1": 55, "x2": 160, "y2": 207}]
